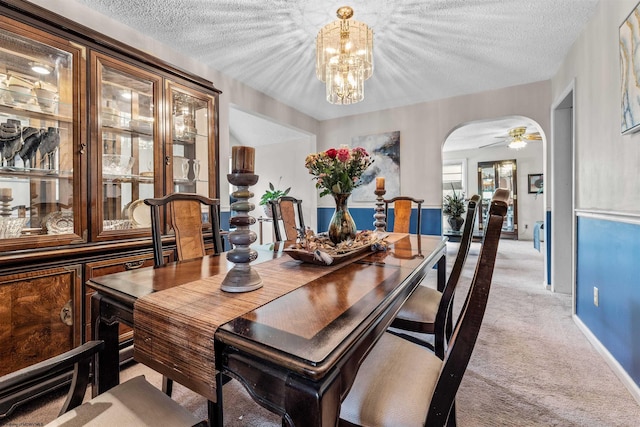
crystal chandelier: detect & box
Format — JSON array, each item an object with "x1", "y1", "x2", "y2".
[{"x1": 316, "y1": 6, "x2": 373, "y2": 105}]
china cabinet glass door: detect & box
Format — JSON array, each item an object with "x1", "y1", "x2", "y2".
[
  {"x1": 167, "y1": 82, "x2": 216, "y2": 198},
  {"x1": 478, "y1": 159, "x2": 518, "y2": 238},
  {"x1": 92, "y1": 52, "x2": 161, "y2": 239},
  {"x1": 0, "y1": 21, "x2": 83, "y2": 247}
]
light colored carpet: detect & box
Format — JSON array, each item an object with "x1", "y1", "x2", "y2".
[{"x1": 5, "y1": 240, "x2": 640, "y2": 426}]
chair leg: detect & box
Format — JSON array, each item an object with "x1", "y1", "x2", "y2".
[
  {"x1": 162, "y1": 376, "x2": 173, "y2": 397},
  {"x1": 210, "y1": 372, "x2": 225, "y2": 427},
  {"x1": 208, "y1": 400, "x2": 219, "y2": 427}
]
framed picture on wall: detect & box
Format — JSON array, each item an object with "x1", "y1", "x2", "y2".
[
  {"x1": 351, "y1": 131, "x2": 400, "y2": 202},
  {"x1": 528, "y1": 173, "x2": 543, "y2": 194},
  {"x1": 620, "y1": 2, "x2": 640, "y2": 134}
]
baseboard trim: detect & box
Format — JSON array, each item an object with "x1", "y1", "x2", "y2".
[{"x1": 573, "y1": 315, "x2": 640, "y2": 404}]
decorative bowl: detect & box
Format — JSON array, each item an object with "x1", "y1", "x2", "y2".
[
  {"x1": 103, "y1": 154, "x2": 135, "y2": 175},
  {"x1": 35, "y1": 88, "x2": 58, "y2": 113},
  {"x1": 0, "y1": 217, "x2": 28, "y2": 239},
  {"x1": 8, "y1": 85, "x2": 33, "y2": 104}
]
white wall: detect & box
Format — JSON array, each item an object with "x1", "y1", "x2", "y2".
[
  {"x1": 251, "y1": 139, "x2": 317, "y2": 243},
  {"x1": 552, "y1": 0, "x2": 640, "y2": 212}
]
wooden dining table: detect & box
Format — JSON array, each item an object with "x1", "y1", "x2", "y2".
[{"x1": 87, "y1": 233, "x2": 447, "y2": 426}]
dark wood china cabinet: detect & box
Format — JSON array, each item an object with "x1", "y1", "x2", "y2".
[
  {"x1": 0, "y1": 0, "x2": 220, "y2": 414},
  {"x1": 477, "y1": 159, "x2": 517, "y2": 239}
]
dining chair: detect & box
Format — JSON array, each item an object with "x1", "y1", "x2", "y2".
[
  {"x1": 268, "y1": 195, "x2": 305, "y2": 241},
  {"x1": 0, "y1": 340, "x2": 206, "y2": 426},
  {"x1": 144, "y1": 192, "x2": 224, "y2": 422},
  {"x1": 384, "y1": 196, "x2": 424, "y2": 234},
  {"x1": 144, "y1": 192, "x2": 223, "y2": 266},
  {"x1": 339, "y1": 190, "x2": 508, "y2": 427},
  {"x1": 389, "y1": 194, "x2": 481, "y2": 358}
]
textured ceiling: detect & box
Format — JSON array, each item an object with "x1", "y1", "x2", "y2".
[{"x1": 72, "y1": 0, "x2": 598, "y2": 122}]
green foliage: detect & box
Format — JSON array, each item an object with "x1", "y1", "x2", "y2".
[
  {"x1": 443, "y1": 184, "x2": 466, "y2": 217},
  {"x1": 259, "y1": 181, "x2": 291, "y2": 205}
]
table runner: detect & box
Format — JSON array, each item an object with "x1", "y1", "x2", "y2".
[{"x1": 133, "y1": 239, "x2": 398, "y2": 401}]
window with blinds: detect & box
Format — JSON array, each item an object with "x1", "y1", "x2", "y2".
[{"x1": 443, "y1": 160, "x2": 465, "y2": 198}]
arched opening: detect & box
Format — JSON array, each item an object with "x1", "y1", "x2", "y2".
[{"x1": 442, "y1": 116, "x2": 546, "y2": 263}]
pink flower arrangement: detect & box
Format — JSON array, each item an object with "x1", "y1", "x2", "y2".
[{"x1": 304, "y1": 145, "x2": 373, "y2": 197}]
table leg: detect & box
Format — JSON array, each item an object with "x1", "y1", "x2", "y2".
[
  {"x1": 283, "y1": 374, "x2": 340, "y2": 427},
  {"x1": 91, "y1": 293, "x2": 120, "y2": 397}
]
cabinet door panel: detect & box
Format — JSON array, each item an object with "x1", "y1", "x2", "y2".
[
  {"x1": 167, "y1": 81, "x2": 218, "y2": 202},
  {"x1": 0, "y1": 18, "x2": 86, "y2": 251},
  {"x1": 477, "y1": 160, "x2": 518, "y2": 238},
  {"x1": 0, "y1": 265, "x2": 81, "y2": 375},
  {"x1": 90, "y1": 52, "x2": 162, "y2": 241}
]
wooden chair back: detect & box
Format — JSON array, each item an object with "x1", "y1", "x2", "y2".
[
  {"x1": 268, "y1": 196, "x2": 305, "y2": 242},
  {"x1": 144, "y1": 193, "x2": 223, "y2": 266},
  {"x1": 426, "y1": 190, "x2": 507, "y2": 425},
  {"x1": 432, "y1": 194, "x2": 480, "y2": 356},
  {"x1": 384, "y1": 196, "x2": 424, "y2": 234}
]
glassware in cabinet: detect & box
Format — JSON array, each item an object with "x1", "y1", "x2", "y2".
[
  {"x1": 92, "y1": 53, "x2": 161, "y2": 236},
  {"x1": 0, "y1": 20, "x2": 82, "y2": 243}
]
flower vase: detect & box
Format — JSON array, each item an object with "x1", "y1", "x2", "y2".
[{"x1": 328, "y1": 193, "x2": 357, "y2": 244}]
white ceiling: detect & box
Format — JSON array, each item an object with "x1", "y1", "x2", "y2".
[
  {"x1": 444, "y1": 116, "x2": 540, "y2": 152},
  {"x1": 72, "y1": 0, "x2": 599, "y2": 123}
]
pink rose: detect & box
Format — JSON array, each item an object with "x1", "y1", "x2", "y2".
[{"x1": 337, "y1": 148, "x2": 350, "y2": 162}]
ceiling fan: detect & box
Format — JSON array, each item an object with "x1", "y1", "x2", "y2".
[{"x1": 480, "y1": 126, "x2": 542, "y2": 150}]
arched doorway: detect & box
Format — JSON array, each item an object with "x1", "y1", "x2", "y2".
[{"x1": 442, "y1": 116, "x2": 546, "y2": 246}]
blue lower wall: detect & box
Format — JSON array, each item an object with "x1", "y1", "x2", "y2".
[
  {"x1": 317, "y1": 207, "x2": 442, "y2": 236},
  {"x1": 576, "y1": 216, "x2": 640, "y2": 386},
  {"x1": 546, "y1": 209, "x2": 551, "y2": 285}
]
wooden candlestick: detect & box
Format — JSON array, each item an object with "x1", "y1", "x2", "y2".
[
  {"x1": 373, "y1": 189, "x2": 386, "y2": 234},
  {"x1": 231, "y1": 146, "x2": 255, "y2": 174},
  {"x1": 221, "y1": 172, "x2": 262, "y2": 293}
]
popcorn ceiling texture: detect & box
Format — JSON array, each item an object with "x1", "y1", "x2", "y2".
[{"x1": 71, "y1": 0, "x2": 598, "y2": 121}]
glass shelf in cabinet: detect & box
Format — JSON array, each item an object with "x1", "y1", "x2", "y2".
[
  {"x1": 0, "y1": 167, "x2": 72, "y2": 180},
  {"x1": 0, "y1": 96, "x2": 72, "y2": 122},
  {"x1": 101, "y1": 79, "x2": 154, "y2": 98},
  {"x1": 101, "y1": 119, "x2": 154, "y2": 138}
]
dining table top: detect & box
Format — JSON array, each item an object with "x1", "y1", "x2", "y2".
[{"x1": 215, "y1": 233, "x2": 445, "y2": 376}]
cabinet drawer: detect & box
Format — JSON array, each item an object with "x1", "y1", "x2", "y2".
[
  {"x1": 84, "y1": 252, "x2": 171, "y2": 341},
  {"x1": 0, "y1": 265, "x2": 82, "y2": 376}
]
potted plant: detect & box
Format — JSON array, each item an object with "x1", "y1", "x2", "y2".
[
  {"x1": 259, "y1": 180, "x2": 291, "y2": 218},
  {"x1": 443, "y1": 185, "x2": 466, "y2": 231}
]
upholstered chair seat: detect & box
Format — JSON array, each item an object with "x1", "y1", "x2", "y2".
[
  {"x1": 46, "y1": 376, "x2": 201, "y2": 427},
  {"x1": 340, "y1": 333, "x2": 442, "y2": 427}
]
